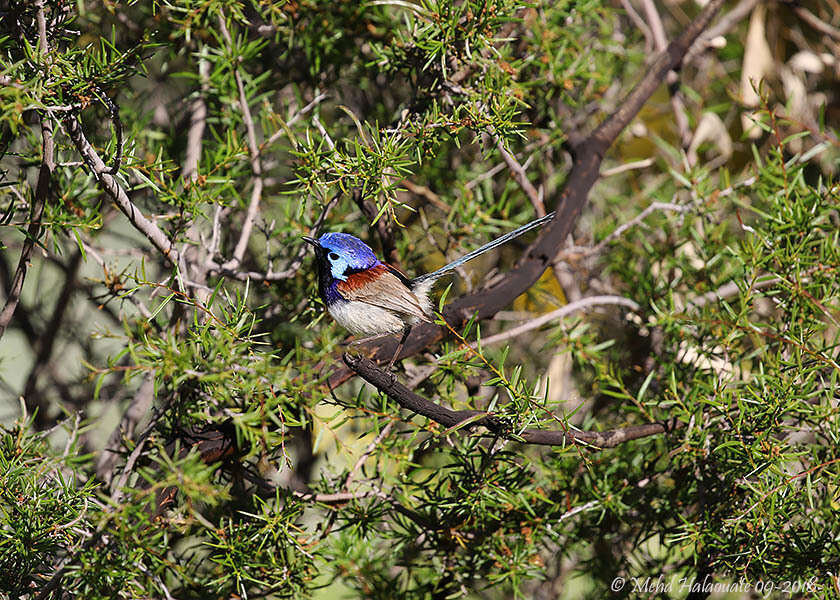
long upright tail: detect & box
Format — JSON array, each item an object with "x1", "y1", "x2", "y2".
[{"x1": 410, "y1": 211, "x2": 555, "y2": 286}]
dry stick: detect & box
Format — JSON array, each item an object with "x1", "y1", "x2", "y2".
[
  {"x1": 292, "y1": 489, "x2": 385, "y2": 504},
  {"x1": 793, "y1": 5, "x2": 840, "y2": 42},
  {"x1": 178, "y1": 54, "x2": 215, "y2": 317},
  {"x1": 343, "y1": 421, "x2": 395, "y2": 490},
  {"x1": 686, "y1": 274, "x2": 788, "y2": 312},
  {"x1": 495, "y1": 136, "x2": 543, "y2": 215},
  {"x1": 477, "y1": 295, "x2": 640, "y2": 348},
  {"x1": 328, "y1": 0, "x2": 727, "y2": 387},
  {"x1": 96, "y1": 371, "x2": 156, "y2": 486},
  {"x1": 217, "y1": 15, "x2": 265, "y2": 267},
  {"x1": 344, "y1": 354, "x2": 682, "y2": 449},
  {"x1": 0, "y1": 116, "x2": 53, "y2": 340},
  {"x1": 601, "y1": 158, "x2": 655, "y2": 177},
  {"x1": 641, "y1": 0, "x2": 691, "y2": 147},
  {"x1": 182, "y1": 54, "x2": 209, "y2": 184},
  {"x1": 618, "y1": 0, "x2": 653, "y2": 54},
  {"x1": 64, "y1": 116, "x2": 182, "y2": 266},
  {"x1": 0, "y1": 1, "x2": 55, "y2": 342},
  {"x1": 587, "y1": 201, "x2": 689, "y2": 255},
  {"x1": 262, "y1": 91, "x2": 329, "y2": 151},
  {"x1": 684, "y1": 0, "x2": 760, "y2": 65}
]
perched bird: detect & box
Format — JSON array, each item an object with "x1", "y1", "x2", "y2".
[{"x1": 303, "y1": 211, "x2": 555, "y2": 366}]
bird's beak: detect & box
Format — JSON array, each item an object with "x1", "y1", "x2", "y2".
[{"x1": 301, "y1": 236, "x2": 319, "y2": 248}]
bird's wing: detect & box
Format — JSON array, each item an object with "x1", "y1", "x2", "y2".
[{"x1": 338, "y1": 266, "x2": 431, "y2": 322}]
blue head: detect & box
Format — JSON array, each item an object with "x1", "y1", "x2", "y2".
[
  {"x1": 314, "y1": 232, "x2": 380, "y2": 280},
  {"x1": 303, "y1": 232, "x2": 382, "y2": 303}
]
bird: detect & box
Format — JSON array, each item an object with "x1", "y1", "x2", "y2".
[{"x1": 303, "y1": 210, "x2": 556, "y2": 367}]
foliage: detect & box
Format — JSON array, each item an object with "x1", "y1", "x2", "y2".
[{"x1": 1, "y1": 0, "x2": 839, "y2": 598}]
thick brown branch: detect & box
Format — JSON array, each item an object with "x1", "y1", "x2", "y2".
[
  {"x1": 344, "y1": 354, "x2": 681, "y2": 449},
  {"x1": 328, "y1": 0, "x2": 726, "y2": 388}
]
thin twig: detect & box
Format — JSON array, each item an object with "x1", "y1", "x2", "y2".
[
  {"x1": 793, "y1": 6, "x2": 840, "y2": 42},
  {"x1": 312, "y1": 113, "x2": 336, "y2": 150},
  {"x1": 619, "y1": 0, "x2": 653, "y2": 54},
  {"x1": 96, "y1": 371, "x2": 156, "y2": 486},
  {"x1": 477, "y1": 295, "x2": 640, "y2": 347},
  {"x1": 558, "y1": 499, "x2": 600, "y2": 523},
  {"x1": 262, "y1": 91, "x2": 329, "y2": 150},
  {"x1": 344, "y1": 421, "x2": 395, "y2": 490},
  {"x1": 589, "y1": 201, "x2": 689, "y2": 255},
  {"x1": 640, "y1": 0, "x2": 691, "y2": 147},
  {"x1": 182, "y1": 52, "x2": 209, "y2": 183},
  {"x1": 684, "y1": 0, "x2": 760, "y2": 64},
  {"x1": 112, "y1": 406, "x2": 166, "y2": 504},
  {"x1": 495, "y1": 135, "x2": 543, "y2": 215},
  {"x1": 601, "y1": 158, "x2": 655, "y2": 177},
  {"x1": 218, "y1": 15, "x2": 265, "y2": 267}
]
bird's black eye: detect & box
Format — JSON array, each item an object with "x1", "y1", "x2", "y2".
[{"x1": 328, "y1": 252, "x2": 339, "y2": 261}]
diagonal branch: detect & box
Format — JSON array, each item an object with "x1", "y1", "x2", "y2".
[
  {"x1": 344, "y1": 354, "x2": 682, "y2": 449},
  {"x1": 495, "y1": 135, "x2": 543, "y2": 215},
  {"x1": 63, "y1": 115, "x2": 182, "y2": 266},
  {"x1": 328, "y1": 0, "x2": 726, "y2": 387}
]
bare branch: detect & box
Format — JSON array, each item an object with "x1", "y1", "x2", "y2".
[
  {"x1": 793, "y1": 5, "x2": 840, "y2": 42},
  {"x1": 684, "y1": 0, "x2": 760, "y2": 65},
  {"x1": 96, "y1": 371, "x2": 156, "y2": 487},
  {"x1": 217, "y1": 15, "x2": 265, "y2": 267},
  {"x1": 63, "y1": 115, "x2": 182, "y2": 266},
  {"x1": 477, "y1": 295, "x2": 640, "y2": 347},
  {"x1": 495, "y1": 135, "x2": 543, "y2": 215},
  {"x1": 601, "y1": 158, "x2": 655, "y2": 177},
  {"x1": 182, "y1": 53, "x2": 209, "y2": 183},
  {"x1": 343, "y1": 354, "x2": 682, "y2": 449},
  {"x1": 619, "y1": 0, "x2": 653, "y2": 54},
  {"x1": 640, "y1": 0, "x2": 691, "y2": 147},
  {"x1": 344, "y1": 421, "x2": 395, "y2": 490},
  {"x1": 588, "y1": 201, "x2": 689, "y2": 255}
]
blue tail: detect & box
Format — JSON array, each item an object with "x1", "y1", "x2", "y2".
[{"x1": 411, "y1": 211, "x2": 555, "y2": 286}]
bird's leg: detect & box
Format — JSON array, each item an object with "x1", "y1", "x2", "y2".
[{"x1": 387, "y1": 326, "x2": 411, "y2": 370}]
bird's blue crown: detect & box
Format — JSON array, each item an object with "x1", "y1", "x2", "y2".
[{"x1": 317, "y1": 232, "x2": 380, "y2": 281}]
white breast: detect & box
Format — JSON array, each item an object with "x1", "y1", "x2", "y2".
[{"x1": 328, "y1": 300, "x2": 407, "y2": 336}]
